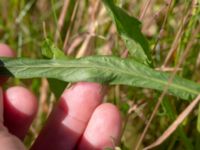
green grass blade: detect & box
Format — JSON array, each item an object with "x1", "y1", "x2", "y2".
[
  {"x1": 162, "y1": 99, "x2": 193, "y2": 149},
  {"x1": 197, "y1": 103, "x2": 200, "y2": 133},
  {"x1": 102, "y1": 0, "x2": 153, "y2": 67},
  {"x1": 0, "y1": 56, "x2": 200, "y2": 100}
]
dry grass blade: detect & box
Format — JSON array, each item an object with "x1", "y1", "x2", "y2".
[
  {"x1": 76, "y1": 0, "x2": 100, "y2": 58},
  {"x1": 144, "y1": 94, "x2": 200, "y2": 150},
  {"x1": 67, "y1": 36, "x2": 83, "y2": 55},
  {"x1": 196, "y1": 52, "x2": 200, "y2": 69},
  {"x1": 139, "y1": 0, "x2": 153, "y2": 20},
  {"x1": 155, "y1": 67, "x2": 182, "y2": 72},
  {"x1": 63, "y1": 0, "x2": 79, "y2": 51},
  {"x1": 162, "y1": 7, "x2": 191, "y2": 67},
  {"x1": 55, "y1": 0, "x2": 70, "y2": 43},
  {"x1": 35, "y1": 79, "x2": 49, "y2": 128}
]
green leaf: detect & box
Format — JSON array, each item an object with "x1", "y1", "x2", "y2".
[
  {"x1": 102, "y1": 0, "x2": 153, "y2": 67},
  {"x1": 41, "y1": 38, "x2": 67, "y2": 98},
  {"x1": 48, "y1": 78, "x2": 67, "y2": 98},
  {"x1": 0, "y1": 56, "x2": 200, "y2": 100},
  {"x1": 41, "y1": 38, "x2": 67, "y2": 59}
]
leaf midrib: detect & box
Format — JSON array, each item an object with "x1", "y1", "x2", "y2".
[{"x1": 4, "y1": 60, "x2": 199, "y2": 95}]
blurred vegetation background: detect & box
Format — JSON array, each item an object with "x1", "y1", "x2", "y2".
[{"x1": 0, "y1": 0, "x2": 200, "y2": 149}]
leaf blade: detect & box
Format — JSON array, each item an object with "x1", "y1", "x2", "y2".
[
  {"x1": 0, "y1": 56, "x2": 200, "y2": 100},
  {"x1": 102, "y1": 0, "x2": 153, "y2": 66}
]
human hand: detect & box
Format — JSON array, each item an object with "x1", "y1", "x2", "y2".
[{"x1": 0, "y1": 44, "x2": 122, "y2": 150}]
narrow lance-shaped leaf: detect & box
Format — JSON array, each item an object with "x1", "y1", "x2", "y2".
[
  {"x1": 102, "y1": 0, "x2": 153, "y2": 66},
  {"x1": 0, "y1": 56, "x2": 200, "y2": 100}
]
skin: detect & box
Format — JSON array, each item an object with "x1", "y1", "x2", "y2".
[{"x1": 0, "y1": 43, "x2": 122, "y2": 150}]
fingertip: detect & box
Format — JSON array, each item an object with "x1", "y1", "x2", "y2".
[
  {"x1": 4, "y1": 86, "x2": 38, "y2": 116},
  {"x1": 3, "y1": 86, "x2": 38, "y2": 139},
  {"x1": 0, "y1": 43, "x2": 16, "y2": 58},
  {"x1": 0, "y1": 43, "x2": 16, "y2": 85},
  {"x1": 77, "y1": 103, "x2": 122, "y2": 150}
]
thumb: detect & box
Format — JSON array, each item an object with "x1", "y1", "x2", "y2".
[{"x1": 0, "y1": 87, "x2": 26, "y2": 150}]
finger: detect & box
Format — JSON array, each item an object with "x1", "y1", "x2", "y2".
[
  {"x1": 0, "y1": 44, "x2": 26, "y2": 149},
  {"x1": 0, "y1": 87, "x2": 26, "y2": 150},
  {"x1": 3, "y1": 86, "x2": 38, "y2": 140},
  {"x1": 0, "y1": 43, "x2": 16, "y2": 85},
  {"x1": 77, "y1": 103, "x2": 122, "y2": 150},
  {"x1": 0, "y1": 44, "x2": 15, "y2": 57},
  {"x1": 0, "y1": 87, "x2": 3, "y2": 123},
  {"x1": 31, "y1": 82, "x2": 104, "y2": 150}
]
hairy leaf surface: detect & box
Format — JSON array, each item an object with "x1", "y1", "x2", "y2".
[{"x1": 0, "y1": 56, "x2": 200, "y2": 100}]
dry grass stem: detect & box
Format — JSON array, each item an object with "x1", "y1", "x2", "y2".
[
  {"x1": 55, "y1": 0, "x2": 70, "y2": 43},
  {"x1": 162, "y1": 8, "x2": 191, "y2": 67},
  {"x1": 76, "y1": 0, "x2": 100, "y2": 58},
  {"x1": 35, "y1": 79, "x2": 49, "y2": 128},
  {"x1": 155, "y1": 67, "x2": 182, "y2": 72},
  {"x1": 139, "y1": 0, "x2": 154, "y2": 20},
  {"x1": 63, "y1": 0, "x2": 79, "y2": 51}
]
